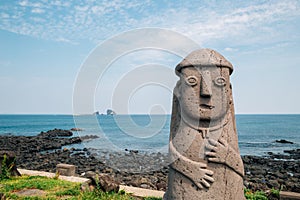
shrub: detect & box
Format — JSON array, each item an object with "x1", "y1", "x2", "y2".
[{"x1": 0, "y1": 154, "x2": 14, "y2": 180}]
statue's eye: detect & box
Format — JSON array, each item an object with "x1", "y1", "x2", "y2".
[
  {"x1": 185, "y1": 76, "x2": 198, "y2": 86},
  {"x1": 214, "y1": 76, "x2": 226, "y2": 87}
]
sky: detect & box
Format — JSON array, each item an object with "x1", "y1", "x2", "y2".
[{"x1": 0, "y1": 0, "x2": 300, "y2": 114}]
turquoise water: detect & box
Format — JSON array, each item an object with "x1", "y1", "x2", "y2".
[{"x1": 0, "y1": 114, "x2": 299, "y2": 156}]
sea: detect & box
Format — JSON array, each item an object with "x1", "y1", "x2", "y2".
[{"x1": 0, "y1": 114, "x2": 299, "y2": 157}]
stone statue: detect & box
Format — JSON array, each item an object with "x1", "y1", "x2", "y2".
[{"x1": 164, "y1": 49, "x2": 245, "y2": 200}]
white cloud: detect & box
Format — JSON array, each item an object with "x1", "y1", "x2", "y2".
[
  {"x1": 1, "y1": 13, "x2": 9, "y2": 18},
  {"x1": 31, "y1": 8, "x2": 45, "y2": 14},
  {"x1": 30, "y1": 17, "x2": 46, "y2": 23},
  {"x1": 19, "y1": 1, "x2": 28, "y2": 7},
  {"x1": 49, "y1": 1, "x2": 70, "y2": 7},
  {"x1": 0, "y1": 0, "x2": 299, "y2": 46},
  {"x1": 19, "y1": 0, "x2": 43, "y2": 8},
  {"x1": 224, "y1": 47, "x2": 238, "y2": 52},
  {"x1": 91, "y1": 5, "x2": 106, "y2": 14},
  {"x1": 56, "y1": 37, "x2": 79, "y2": 45},
  {"x1": 163, "y1": 1, "x2": 300, "y2": 44},
  {"x1": 74, "y1": 5, "x2": 89, "y2": 12},
  {"x1": 31, "y1": 2, "x2": 43, "y2": 8}
]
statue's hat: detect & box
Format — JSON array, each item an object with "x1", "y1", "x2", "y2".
[{"x1": 175, "y1": 48, "x2": 233, "y2": 75}]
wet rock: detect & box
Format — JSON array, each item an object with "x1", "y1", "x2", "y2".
[
  {"x1": 242, "y1": 152, "x2": 300, "y2": 192},
  {"x1": 1, "y1": 132, "x2": 299, "y2": 193},
  {"x1": 70, "y1": 128, "x2": 83, "y2": 131},
  {"x1": 38, "y1": 129, "x2": 73, "y2": 137},
  {"x1": 275, "y1": 139, "x2": 293, "y2": 144},
  {"x1": 80, "y1": 135, "x2": 99, "y2": 141}
]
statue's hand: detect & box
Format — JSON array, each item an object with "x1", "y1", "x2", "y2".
[
  {"x1": 192, "y1": 162, "x2": 214, "y2": 189},
  {"x1": 169, "y1": 141, "x2": 214, "y2": 189},
  {"x1": 205, "y1": 138, "x2": 229, "y2": 164}
]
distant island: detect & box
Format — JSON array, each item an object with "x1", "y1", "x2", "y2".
[
  {"x1": 106, "y1": 109, "x2": 116, "y2": 115},
  {"x1": 93, "y1": 109, "x2": 116, "y2": 115},
  {"x1": 93, "y1": 111, "x2": 100, "y2": 115}
]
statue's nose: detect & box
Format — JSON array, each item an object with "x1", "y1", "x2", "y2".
[
  {"x1": 200, "y1": 71, "x2": 212, "y2": 97},
  {"x1": 200, "y1": 81, "x2": 212, "y2": 97}
]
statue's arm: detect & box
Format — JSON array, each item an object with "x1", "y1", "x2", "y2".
[
  {"x1": 205, "y1": 138, "x2": 244, "y2": 177},
  {"x1": 169, "y1": 141, "x2": 214, "y2": 189}
]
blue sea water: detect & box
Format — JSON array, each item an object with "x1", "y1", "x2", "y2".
[{"x1": 0, "y1": 114, "x2": 299, "y2": 156}]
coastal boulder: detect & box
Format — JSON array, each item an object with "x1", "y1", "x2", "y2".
[{"x1": 85, "y1": 171, "x2": 120, "y2": 193}]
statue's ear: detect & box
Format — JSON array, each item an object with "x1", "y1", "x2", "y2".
[
  {"x1": 170, "y1": 81, "x2": 182, "y2": 138},
  {"x1": 173, "y1": 81, "x2": 181, "y2": 99}
]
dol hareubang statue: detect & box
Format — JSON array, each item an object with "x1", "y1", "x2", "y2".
[{"x1": 164, "y1": 49, "x2": 245, "y2": 200}]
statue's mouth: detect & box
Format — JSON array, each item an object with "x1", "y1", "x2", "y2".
[{"x1": 200, "y1": 104, "x2": 215, "y2": 109}]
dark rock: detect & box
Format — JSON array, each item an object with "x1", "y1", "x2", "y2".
[
  {"x1": 1, "y1": 132, "x2": 299, "y2": 193},
  {"x1": 129, "y1": 150, "x2": 139, "y2": 154},
  {"x1": 70, "y1": 128, "x2": 83, "y2": 131},
  {"x1": 275, "y1": 139, "x2": 293, "y2": 144},
  {"x1": 106, "y1": 109, "x2": 116, "y2": 115},
  {"x1": 156, "y1": 181, "x2": 167, "y2": 191},
  {"x1": 267, "y1": 180, "x2": 280, "y2": 189},
  {"x1": 80, "y1": 135, "x2": 99, "y2": 141},
  {"x1": 128, "y1": 178, "x2": 140, "y2": 187},
  {"x1": 86, "y1": 172, "x2": 119, "y2": 193},
  {"x1": 38, "y1": 129, "x2": 73, "y2": 137},
  {"x1": 93, "y1": 111, "x2": 100, "y2": 115}
]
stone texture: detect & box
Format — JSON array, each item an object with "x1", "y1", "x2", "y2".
[
  {"x1": 56, "y1": 163, "x2": 76, "y2": 176},
  {"x1": 38, "y1": 128, "x2": 73, "y2": 137},
  {"x1": 85, "y1": 171, "x2": 120, "y2": 193},
  {"x1": 164, "y1": 48, "x2": 245, "y2": 200},
  {"x1": 13, "y1": 189, "x2": 46, "y2": 197},
  {"x1": 280, "y1": 191, "x2": 300, "y2": 200}
]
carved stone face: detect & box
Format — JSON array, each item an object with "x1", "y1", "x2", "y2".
[{"x1": 177, "y1": 66, "x2": 231, "y2": 125}]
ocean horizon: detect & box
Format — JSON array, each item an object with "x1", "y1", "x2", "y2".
[{"x1": 1, "y1": 114, "x2": 299, "y2": 157}]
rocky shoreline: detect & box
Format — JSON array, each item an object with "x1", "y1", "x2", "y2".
[{"x1": 0, "y1": 129, "x2": 299, "y2": 193}]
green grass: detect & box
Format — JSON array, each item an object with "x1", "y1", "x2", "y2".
[
  {"x1": 1, "y1": 175, "x2": 77, "y2": 192},
  {"x1": 0, "y1": 175, "x2": 280, "y2": 200},
  {"x1": 244, "y1": 189, "x2": 268, "y2": 200},
  {"x1": 0, "y1": 154, "x2": 15, "y2": 181},
  {"x1": 0, "y1": 175, "x2": 136, "y2": 200},
  {"x1": 270, "y1": 188, "x2": 280, "y2": 198}
]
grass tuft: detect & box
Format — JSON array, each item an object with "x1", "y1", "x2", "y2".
[
  {"x1": 0, "y1": 175, "x2": 139, "y2": 199},
  {"x1": 244, "y1": 188, "x2": 268, "y2": 200}
]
